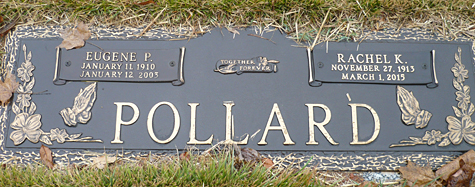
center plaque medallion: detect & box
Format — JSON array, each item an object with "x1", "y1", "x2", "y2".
[{"x1": 2, "y1": 26, "x2": 475, "y2": 170}]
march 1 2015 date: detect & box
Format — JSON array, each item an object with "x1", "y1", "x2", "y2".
[{"x1": 341, "y1": 73, "x2": 407, "y2": 82}]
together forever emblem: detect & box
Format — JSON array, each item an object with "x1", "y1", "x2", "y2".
[{"x1": 214, "y1": 56, "x2": 279, "y2": 75}]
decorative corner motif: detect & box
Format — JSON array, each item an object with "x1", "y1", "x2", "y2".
[
  {"x1": 214, "y1": 56, "x2": 278, "y2": 75},
  {"x1": 396, "y1": 85, "x2": 432, "y2": 128},
  {"x1": 9, "y1": 44, "x2": 102, "y2": 146},
  {"x1": 391, "y1": 47, "x2": 475, "y2": 147},
  {"x1": 60, "y1": 82, "x2": 97, "y2": 127}
]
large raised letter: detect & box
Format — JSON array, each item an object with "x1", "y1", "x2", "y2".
[
  {"x1": 223, "y1": 101, "x2": 248, "y2": 144},
  {"x1": 349, "y1": 103, "x2": 380, "y2": 145},
  {"x1": 111, "y1": 102, "x2": 140, "y2": 144},
  {"x1": 147, "y1": 102, "x2": 180, "y2": 144},
  {"x1": 187, "y1": 103, "x2": 213, "y2": 144},
  {"x1": 258, "y1": 103, "x2": 295, "y2": 145},
  {"x1": 305, "y1": 104, "x2": 339, "y2": 145}
]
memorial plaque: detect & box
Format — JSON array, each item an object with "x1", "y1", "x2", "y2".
[{"x1": 1, "y1": 26, "x2": 475, "y2": 170}]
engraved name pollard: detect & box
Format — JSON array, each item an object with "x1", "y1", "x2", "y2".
[
  {"x1": 54, "y1": 46, "x2": 185, "y2": 85},
  {"x1": 309, "y1": 43, "x2": 437, "y2": 87},
  {"x1": 111, "y1": 101, "x2": 380, "y2": 146}
]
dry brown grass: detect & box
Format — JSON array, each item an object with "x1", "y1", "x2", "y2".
[{"x1": 1, "y1": 0, "x2": 474, "y2": 43}]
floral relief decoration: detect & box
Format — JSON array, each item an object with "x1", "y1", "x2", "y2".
[
  {"x1": 391, "y1": 47, "x2": 475, "y2": 147},
  {"x1": 9, "y1": 44, "x2": 102, "y2": 146}
]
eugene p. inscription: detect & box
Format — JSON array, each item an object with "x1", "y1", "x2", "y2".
[
  {"x1": 309, "y1": 43, "x2": 438, "y2": 88},
  {"x1": 53, "y1": 46, "x2": 185, "y2": 85}
]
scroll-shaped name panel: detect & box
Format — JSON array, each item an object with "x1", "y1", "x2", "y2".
[
  {"x1": 308, "y1": 42, "x2": 438, "y2": 88},
  {"x1": 54, "y1": 43, "x2": 185, "y2": 85}
]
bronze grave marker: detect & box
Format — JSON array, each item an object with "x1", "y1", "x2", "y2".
[{"x1": 1, "y1": 26, "x2": 474, "y2": 170}]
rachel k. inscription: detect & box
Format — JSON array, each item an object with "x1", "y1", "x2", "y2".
[{"x1": 309, "y1": 43, "x2": 438, "y2": 88}]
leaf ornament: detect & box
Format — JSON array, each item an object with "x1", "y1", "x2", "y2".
[
  {"x1": 40, "y1": 145, "x2": 54, "y2": 169},
  {"x1": 60, "y1": 82, "x2": 97, "y2": 126},
  {"x1": 399, "y1": 161, "x2": 442, "y2": 187},
  {"x1": 57, "y1": 22, "x2": 91, "y2": 50},
  {"x1": 0, "y1": 73, "x2": 20, "y2": 106},
  {"x1": 397, "y1": 85, "x2": 432, "y2": 128}
]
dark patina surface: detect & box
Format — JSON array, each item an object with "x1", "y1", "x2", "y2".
[{"x1": 1, "y1": 26, "x2": 474, "y2": 170}]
